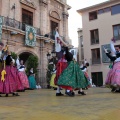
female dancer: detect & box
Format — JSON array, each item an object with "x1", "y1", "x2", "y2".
[{"x1": 57, "y1": 47, "x2": 91, "y2": 96}]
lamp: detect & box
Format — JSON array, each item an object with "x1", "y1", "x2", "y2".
[
  {"x1": 46, "y1": 52, "x2": 51, "y2": 60},
  {"x1": 11, "y1": 3, "x2": 15, "y2": 10},
  {"x1": 51, "y1": 50, "x2": 56, "y2": 57}
]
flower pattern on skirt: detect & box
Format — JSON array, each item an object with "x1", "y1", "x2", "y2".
[{"x1": 57, "y1": 61, "x2": 90, "y2": 89}]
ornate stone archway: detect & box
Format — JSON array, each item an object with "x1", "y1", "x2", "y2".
[
  {"x1": 16, "y1": 47, "x2": 39, "y2": 59},
  {"x1": 49, "y1": 10, "x2": 61, "y2": 20}
]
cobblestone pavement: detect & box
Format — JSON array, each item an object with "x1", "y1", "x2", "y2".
[{"x1": 0, "y1": 88, "x2": 120, "y2": 120}]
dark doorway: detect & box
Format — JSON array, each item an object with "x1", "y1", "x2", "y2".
[
  {"x1": 19, "y1": 52, "x2": 33, "y2": 65},
  {"x1": 50, "y1": 21, "x2": 58, "y2": 40},
  {"x1": 91, "y1": 72, "x2": 103, "y2": 86}
]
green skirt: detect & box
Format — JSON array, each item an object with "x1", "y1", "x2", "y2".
[
  {"x1": 28, "y1": 75, "x2": 36, "y2": 89},
  {"x1": 57, "y1": 61, "x2": 90, "y2": 89}
]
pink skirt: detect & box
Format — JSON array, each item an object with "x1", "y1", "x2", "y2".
[
  {"x1": 18, "y1": 71, "x2": 29, "y2": 89},
  {"x1": 105, "y1": 62, "x2": 120, "y2": 86},
  {"x1": 0, "y1": 66, "x2": 18, "y2": 94}
]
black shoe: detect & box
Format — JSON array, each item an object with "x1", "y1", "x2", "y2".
[
  {"x1": 0, "y1": 95, "x2": 1, "y2": 97},
  {"x1": 114, "y1": 89, "x2": 120, "y2": 93},
  {"x1": 5, "y1": 94, "x2": 8, "y2": 97},
  {"x1": 12, "y1": 93, "x2": 20, "y2": 96},
  {"x1": 78, "y1": 91, "x2": 86, "y2": 95},
  {"x1": 72, "y1": 91, "x2": 75, "y2": 96},
  {"x1": 111, "y1": 88, "x2": 116, "y2": 92},
  {"x1": 65, "y1": 91, "x2": 74, "y2": 97},
  {"x1": 56, "y1": 92, "x2": 64, "y2": 96}
]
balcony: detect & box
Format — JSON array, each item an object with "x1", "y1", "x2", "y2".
[
  {"x1": 44, "y1": 32, "x2": 67, "y2": 42},
  {"x1": 2, "y1": 16, "x2": 41, "y2": 36},
  {"x1": 91, "y1": 39, "x2": 99, "y2": 45},
  {"x1": 1, "y1": 16, "x2": 69, "y2": 43},
  {"x1": 91, "y1": 58, "x2": 101, "y2": 65}
]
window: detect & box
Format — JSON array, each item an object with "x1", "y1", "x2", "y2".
[
  {"x1": 111, "y1": 4, "x2": 120, "y2": 15},
  {"x1": 80, "y1": 36, "x2": 83, "y2": 47},
  {"x1": 89, "y1": 11, "x2": 97, "y2": 20},
  {"x1": 81, "y1": 48, "x2": 84, "y2": 60},
  {"x1": 22, "y1": 9, "x2": 33, "y2": 26},
  {"x1": 91, "y1": 72, "x2": 103, "y2": 86},
  {"x1": 91, "y1": 48, "x2": 101, "y2": 64},
  {"x1": 90, "y1": 29, "x2": 99, "y2": 44},
  {"x1": 113, "y1": 24, "x2": 120, "y2": 40},
  {"x1": 104, "y1": 7, "x2": 110, "y2": 13},
  {"x1": 98, "y1": 9, "x2": 104, "y2": 14},
  {"x1": 50, "y1": 21, "x2": 58, "y2": 40},
  {"x1": 98, "y1": 7, "x2": 110, "y2": 14}
]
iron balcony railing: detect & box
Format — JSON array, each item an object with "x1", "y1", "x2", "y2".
[
  {"x1": 91, "y1": 58, "x2": 101, "y2": 64},
  {"x1": 44, "y1": 32, "x2": 67, "y2": 43},
  {"x1": 1, "y1": 16, "x2": 68, "y2": 42},
  {"x1": 2, "y1": 16, "x2": 41, "y2": 36},
  {"x1": 91, "y1": 39, "x2": 99, "y2": 45}
]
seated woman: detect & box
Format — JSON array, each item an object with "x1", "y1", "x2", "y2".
[{"x1": 28, "y1": 68, "x2": 36, "y2": 90}]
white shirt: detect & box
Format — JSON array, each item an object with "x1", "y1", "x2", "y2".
[{"x1": 55, "y1": 31, "x2": 61, "y2": 52}]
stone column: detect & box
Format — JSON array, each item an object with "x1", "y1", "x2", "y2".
[
  {"x1": 62, "y1": 7, "x2": 69, "y2": 43},
  {"x1": 39, "y1": 0, "x2": 48, "y2": 35}
]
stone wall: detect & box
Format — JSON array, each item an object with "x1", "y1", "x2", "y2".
[{"x1": 1, "y1": 0, "x2": 71, "y2": 88}]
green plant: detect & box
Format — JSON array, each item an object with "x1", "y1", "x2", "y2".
[
  {"x1": 11, "y1": 52, "x2": 17, "y2": 60},
  {"x1": 26, "y1": 55, "x2": 39, "y2": 75}
]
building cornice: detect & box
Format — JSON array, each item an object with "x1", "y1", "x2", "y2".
[
  {"x1": 20, "y1": 0, "x2": 36, "y2": 9},
  {"x1": 56, "y1": 0, "x2": 71, "y2": 10},
  {"x1": 77, "y1": 0, "x2": 116, "y2": 13}
]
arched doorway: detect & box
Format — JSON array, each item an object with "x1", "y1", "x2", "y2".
[{"x1": 19, "y1": 52, "x2": 33, "y2": 65}]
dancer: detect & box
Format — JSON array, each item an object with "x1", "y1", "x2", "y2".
[
  {"x1": 50, "y1": 64, "x2": 58, "y2": 89},
  {"x1": 53, "y1": 27, "x2": 68, "y2": 96},
  {"x1": 28, "y1": 68, "x2": 36, "y2": 90},
  {"x1": 57, "y1": 47, "x2": 91, "y2": 96},
  {"x1": 80, "y1": 61, "x2": 90, "y2": 89},
  {"x1": 105, "y1": 39, "x2": 120, "y2": 92},
  {"x1": 0, "y1": 51, "x2": 20, "y2": 97},
  {"x1": 0, "y1": 42, "x2": 4, "y2": 97},
  {"x1": 54, "y1": 54, "x2": 68, "y2": 96},
  {"x1": 16, "y1": 58, "x2": 29, "y2": 90}
]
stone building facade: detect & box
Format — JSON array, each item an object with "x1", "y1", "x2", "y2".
[
  {"x1": 77, "y1": 28, "x2": 84, "y2": 64},
  {"x1": 0, "y1": 0, "x2": 71, "y2": 87}
]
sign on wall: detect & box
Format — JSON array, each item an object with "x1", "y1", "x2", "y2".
[
  {"x1": 0, "y1": 16, "x2": 3, "y2": 41},
  {"x1": 25, "y1": 25, "x2": 36, "y2": 47},
  {"x1": 101, "y1": 44, "x2": 111, "y2": 63}
]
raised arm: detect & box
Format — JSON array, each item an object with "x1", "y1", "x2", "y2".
[
  {"x1": 110, "y1": 40, "x2": 116, "y2": 54},
  {"x1": 16, "y1": 57, "x2": 20, "y2": 69}
]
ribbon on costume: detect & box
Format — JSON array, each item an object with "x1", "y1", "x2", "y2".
[{"x1": 1, "y1": 45, "x2": 8, "y2": 82}]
